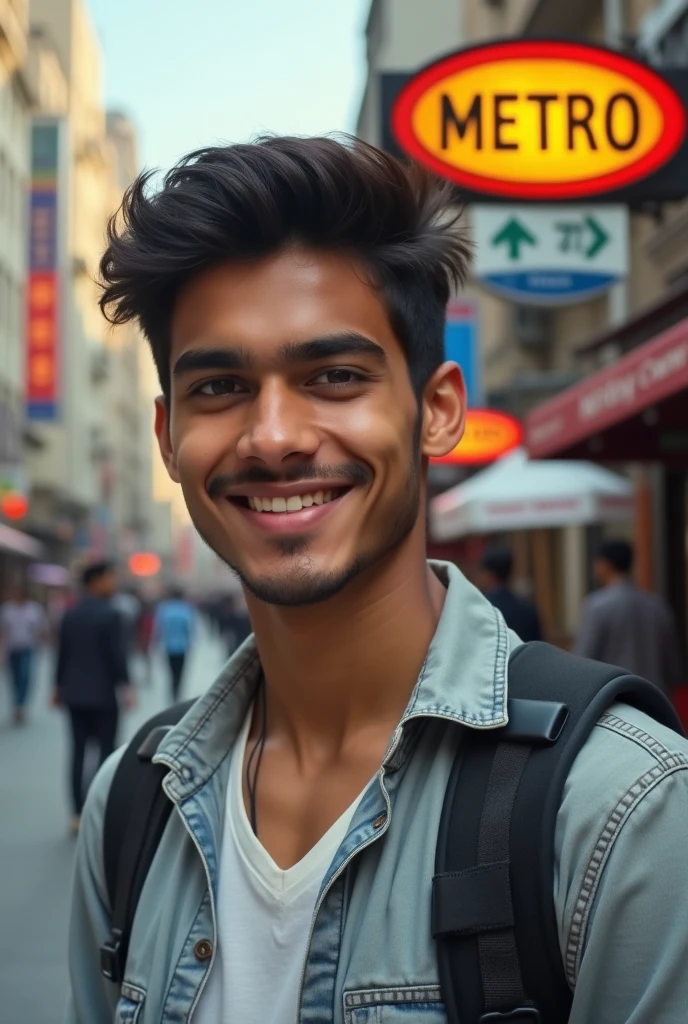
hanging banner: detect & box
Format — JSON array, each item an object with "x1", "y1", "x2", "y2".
[
  {"x1": 26, "y1": 122, "x2": 61, "y2": 421},
  {"x1": 383, "y1": 41, "x2": 688, "y2": 204}
]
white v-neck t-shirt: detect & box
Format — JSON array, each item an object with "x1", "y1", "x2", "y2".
[{"x1": 193, "y1": 709, "x2": 364, "y2": 1024}]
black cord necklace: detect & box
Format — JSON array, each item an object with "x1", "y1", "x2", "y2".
[{"x1": 245, "y1": 676, "x2": 268, "y2": 837}]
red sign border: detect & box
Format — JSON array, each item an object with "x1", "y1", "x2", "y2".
[{"x1": 392, "y1": 39, "x2": 687, "y2": 200}]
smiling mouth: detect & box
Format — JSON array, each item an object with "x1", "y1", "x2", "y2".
[{"x1": 230, "y1": 488, "x2": 348, "y2": 514}]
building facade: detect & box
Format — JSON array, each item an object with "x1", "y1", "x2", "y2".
[
  {"x1": 0, "y1": 0, "x2": 179, "y2": 593},
  {"x1": 0, "y1": 0, "x2": 34, "y2": 582}
]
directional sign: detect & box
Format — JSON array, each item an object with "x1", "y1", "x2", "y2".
[{"x1": 473, "y1": 205, "x2": 628, "y2": 305}]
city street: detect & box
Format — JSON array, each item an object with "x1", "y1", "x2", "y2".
[{"x1": 0, "y1": 623, "x2": 229, "y2": 1024}]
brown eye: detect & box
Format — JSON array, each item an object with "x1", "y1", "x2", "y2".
[
  {"x1": 312, "y1": 369, "x2": 364, "y2": 386},
  {"x1": 197, "y1": 378, "x2": 246, "y2": 396}
]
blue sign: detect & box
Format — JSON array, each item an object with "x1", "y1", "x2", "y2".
[
  {"x1": 444, "y1": 302, "x2": 481, "y2": 407},
  {"x1": 482, "y1": 270, "x2": 618, "y2": 305}
]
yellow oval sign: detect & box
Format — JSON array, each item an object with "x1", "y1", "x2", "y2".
[
  {"x1": 433, "y1": 410, "x2": 523, "y2": 466},
  {"x1": 392, "y1": 41, "x2": 686, "y2": 199}
]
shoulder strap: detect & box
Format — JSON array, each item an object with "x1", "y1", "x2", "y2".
[
  {"x1": 100, "y1": 699, "x2": 195, "y2": 984},
  {"x1": 434, "y1": 641, "x2": 684, "y2": 1024}
]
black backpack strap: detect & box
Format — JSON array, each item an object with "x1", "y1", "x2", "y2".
[
  {"x1": 100, "y1": 699, "x2": 195, "y2": 984},
  {"x1": 434, "y1": 641, "x2": 684, "y2": 1024}
]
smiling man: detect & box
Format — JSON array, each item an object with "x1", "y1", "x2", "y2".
[{"x1": 65, "y1": 136, "x2": 688, "y2": 1024}]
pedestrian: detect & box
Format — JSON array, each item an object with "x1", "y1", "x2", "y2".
[
  {"x1": 574, "y1": 538, "x2": 683, "y2": 692},
  {"x1": 216, "y1": 593, "x2": 252, "y2": 656},
  {"x1": 52, "y1": 561, "x2": 135, "y2": 834},
  {"x1": 478, "y1": 545, "x2": 543, "y2": 642},
  {"x1": 152, "y1": 587, "x2": 195, "y2": 700},
  {"x1": 111, "y1": 586, "x2": 142, "y2": 657},
  {"x1": 65, "y1": 137, "x2": 688, "y2": 1022},
  {"x1": 0, "y1": 583, "x2": 47, "y2": 725}
]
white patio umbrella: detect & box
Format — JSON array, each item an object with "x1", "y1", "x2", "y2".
[{"x1": 430, "y1": 448, "x2": 634, "y2": 541}]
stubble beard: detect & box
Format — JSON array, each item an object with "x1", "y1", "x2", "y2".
[{"x1": 195, "y1": 436, "x2": 423, "y2": 609}]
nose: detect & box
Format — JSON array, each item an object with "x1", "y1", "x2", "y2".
[{"x1": 235, "y1": 378, "x2": 320, "y2": 468}]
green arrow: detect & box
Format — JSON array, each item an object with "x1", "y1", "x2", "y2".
[
  {"x1": 491, "y1": 218, "x2": 537, "y2": 261},
  {"x1": 585, "y1": 216, "x2": 609, "y2": 259}
]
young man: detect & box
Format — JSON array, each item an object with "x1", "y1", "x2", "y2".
[
  {"x1": 53, "y1": 561, "x2": 135, "y2": 833},
  {"x1": 574, "y1": 538, "x2": 683, "y2": 693},
  {"x1": 66, "y1": 137, "x2": 688, "y2": 1023}
]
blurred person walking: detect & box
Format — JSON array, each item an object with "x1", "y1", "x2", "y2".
[
  {"x1": 0, "y1": 584, "x2": 47, "y2": 724},
  {"x1": 574, "y1": 539, "x2": 682, "y2": 692},
  {"x1": 479, "y1": 545, "x2": 543, "y2": 642},
  {"x1": 112, "y1": 586, "x2": 142, "y2": 657},
  {"x1": 153, "y1": 587, "x2": 196, "y2": 700},
  {"x1": 52, "y1": 561, "x2": 135, "y2": 833}
]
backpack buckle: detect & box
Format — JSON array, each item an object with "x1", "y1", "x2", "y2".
[
  {"x1": 100, "y1": 928, "x2": 125, "y2": 983},
  {"x1": 480, "y1": 1010, "x2": 541, "y2": 1023}
]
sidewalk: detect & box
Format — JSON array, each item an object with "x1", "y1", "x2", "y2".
[{"x1": 0, "y1": 626, "x2": 227, "y2": 1024}]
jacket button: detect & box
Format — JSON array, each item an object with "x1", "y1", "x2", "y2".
[
  {"x1": 194, "y1": 939, "x2": 213, "y2": 961},
  {"x1": 373, "y1": 813, "x2": 387, "y2": 830}
]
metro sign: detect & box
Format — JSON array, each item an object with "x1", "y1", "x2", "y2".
[{"x1": 391, "y1": 41, "x2": 687, "y2": 201}]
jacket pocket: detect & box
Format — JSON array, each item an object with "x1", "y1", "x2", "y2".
[
  {"x1": 114, "y1": 983, "x2": 146, "y2": 1024},
  {"x1": 344, "y1": 985, "x2": 445, "y2": 1023}
]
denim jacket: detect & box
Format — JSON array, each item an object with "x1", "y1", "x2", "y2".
[{"x1": 66, "y1": 562, "x2": 688, "y2": 1023}]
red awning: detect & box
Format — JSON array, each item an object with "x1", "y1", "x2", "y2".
[{"x1": 526, "y1": 316, "x2": 688, "y2": 460}]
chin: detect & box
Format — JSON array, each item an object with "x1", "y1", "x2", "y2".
[{"x1": 231, "y1": 553, "x2": 368, "y2": 608}]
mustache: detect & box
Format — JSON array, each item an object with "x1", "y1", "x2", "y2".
[{"x1": 207, "y1": 463, "x2": 371, "y2": 499}]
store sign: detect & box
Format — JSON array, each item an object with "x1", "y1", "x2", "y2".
[
  {"x1": 433, "y1": 409, "x2": 523, "y2": 465},
  {"x1": 26, "y1": 122, "x2": 61, "y2": 421},
  {"x1": 526, "y1": 316, "x2": 688, "y2": 458},
  {"x1": 390, "y1": 41, "x2": 687, "y2": 201},
  {"x1": 444, "y1": 301, "x2": 482, "y2": 405},
  {"x1": 474, "y1": 204, "x2": 628, "y2": 304}
]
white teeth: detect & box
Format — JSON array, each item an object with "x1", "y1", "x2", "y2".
[{"x1": 245, "y1": 489, "x2": 340, "y2": 512}]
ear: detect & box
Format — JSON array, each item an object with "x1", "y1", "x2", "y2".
[
  {"x1": 420, "y1": 361, "x2": 466, "y2": 459},
  {"x1": 154, "y1": 397, "x2": 181, "y2": 483}
]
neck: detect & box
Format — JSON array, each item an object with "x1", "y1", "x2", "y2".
[{"x1": 245, "y1": 525, "x2": 446, "y2": 753}]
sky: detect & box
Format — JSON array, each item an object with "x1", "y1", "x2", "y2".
[{"x1": 88, "y1": 0, "x2": 371, "y2": 175}]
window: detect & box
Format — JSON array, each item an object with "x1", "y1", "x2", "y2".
[{"x1": 639, "y1": 0, "x2": 688, "y2": 64}]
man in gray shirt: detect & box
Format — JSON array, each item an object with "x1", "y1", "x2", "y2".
[{"x1": 574, "y1": 539, "x2": 683, "y2": 692}]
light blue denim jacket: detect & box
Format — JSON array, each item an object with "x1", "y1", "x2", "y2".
[{"x1": 66, "y1": 562, "x2": 688, "y2": 1023}]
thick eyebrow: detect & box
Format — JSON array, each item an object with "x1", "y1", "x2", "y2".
[
  {"x1": 173, "y1": 333, "x2": 388, "y2": 380},
  {"x1": 280, "y1": 333, "x2": 388, "y2": 366},
  {"x1": 173, "y1": 346, "x2": 255, "y2": 378}
]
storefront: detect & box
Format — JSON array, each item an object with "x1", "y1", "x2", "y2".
[{"x1": 525, "y1": 305, "x2": 688, "y2": 667}]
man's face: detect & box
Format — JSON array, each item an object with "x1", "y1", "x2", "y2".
[{"x1": 157, "y1": 249, "x2": 464, "y2": 607}]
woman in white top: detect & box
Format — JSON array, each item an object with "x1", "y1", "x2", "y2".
[{"x1": 0, "y1": 584, "x2": 47, "y2": 724}]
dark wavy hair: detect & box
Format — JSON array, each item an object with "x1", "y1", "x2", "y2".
[{"x1": 99, "y1": 134, "x2": 470, "y2": 398}]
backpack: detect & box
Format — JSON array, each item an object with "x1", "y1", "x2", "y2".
[{"x1": 99, "y1": 642, "x2": 684, "y2": 1022}]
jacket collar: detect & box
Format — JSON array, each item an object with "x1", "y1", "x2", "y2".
[{"x1": 154, "y1": 560, "x2": 513, "y2": 797}]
